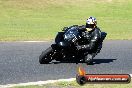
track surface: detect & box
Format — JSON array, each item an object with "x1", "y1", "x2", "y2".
[{"x1": 0, "y1": 40, "x2": 132, "y2": 85}]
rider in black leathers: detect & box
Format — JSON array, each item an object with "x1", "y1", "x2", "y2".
[
  {"x1": 76, "y1": 17, "x2": 104, "y2": 64},
  {"x1": 63, "y1": 17, "x2": 106, "y2": 64}
]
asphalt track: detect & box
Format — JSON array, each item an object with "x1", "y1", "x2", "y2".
[{"x1": 0, "y1": 40, "x2": 132, "y2": 85}]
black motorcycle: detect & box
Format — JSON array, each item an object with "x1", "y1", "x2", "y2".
[{"x1": 39, "y1": 26, "x2": 107, "y2": 64}]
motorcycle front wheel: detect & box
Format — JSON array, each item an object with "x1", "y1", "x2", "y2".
[{"x1": 39, "y1": 47, "x2": 53, "y2": 64}]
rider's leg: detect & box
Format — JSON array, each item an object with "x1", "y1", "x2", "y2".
[
  {"x1": 84, "y1": 50, "x2": 95, "y2": 64},
  {"x1": 85, "y1": 32, "x2": 107, "y2": 64},
  {"x1": 84, "y1": 42, "x2": 102, "y2": 64}
]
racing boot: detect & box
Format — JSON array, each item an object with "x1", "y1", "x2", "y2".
[{"x1": 85, "y1": 54, "x2": 94, "y2": 65}]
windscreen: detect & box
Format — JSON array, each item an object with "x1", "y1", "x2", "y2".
[{"x1": 64, "y1": 27, "x2": 79, "y2": 42}]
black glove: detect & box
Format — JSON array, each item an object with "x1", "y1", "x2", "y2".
[{"x1": 62, "y1": 27, "x2": 68, "y2": 31}]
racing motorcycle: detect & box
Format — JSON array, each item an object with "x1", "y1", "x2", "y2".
[{"x1": 39, "y1": 25, "x2": 107, "y2": 64}]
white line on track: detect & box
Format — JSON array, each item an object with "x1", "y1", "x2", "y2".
[
  {"x1": 18, "y1": 41, "x2": 49, "y2": 42},
  {"x1": 0, "y1": 41, "x2": 51, "y2": 43},
  {"x1": 0, "y1": 74, "x2": 132, "y2": 88},
  {"x1": 0, "y1": 78, "x2": 76, "y2": 88}
]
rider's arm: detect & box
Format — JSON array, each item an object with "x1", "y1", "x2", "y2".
[{"x1": 79, "y1": 29, "x2": 101, "y2": 50}]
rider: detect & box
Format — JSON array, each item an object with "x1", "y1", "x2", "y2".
[{"x1": 76, "y1": 16, "x2": 102, "y2": 64}]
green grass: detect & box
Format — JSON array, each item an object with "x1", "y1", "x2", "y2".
[
  {"x1": 0, "y1": 0, "x2": 132, "y2": 41},
  {"x1": 12, "y1": 80, "x2": 132, "y2": 88}
]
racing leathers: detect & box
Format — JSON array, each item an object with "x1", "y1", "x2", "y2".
[
  {"x1": 63, "y1": 25, "x2": 106, "y2": 63},
  {"x1": 77, "y1": 25, "x2": 101, "y2": 51},
  {"x1": 77, "y1": 25, "x2": 102, "y2": 63}
]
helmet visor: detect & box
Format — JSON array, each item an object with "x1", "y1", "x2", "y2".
[{"x1": 86, "y1": 24, "x2": 95, "y2": 28}]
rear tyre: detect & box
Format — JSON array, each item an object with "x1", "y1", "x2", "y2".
[{"x1": 39, "y1": 47, "x2": 53, "y2": 64}]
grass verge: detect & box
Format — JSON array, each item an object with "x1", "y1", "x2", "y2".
[
  {"x1": 12, "y1": 80, "x2": 132, "y2": 88},
  {"x1": 0, "y1": 0, "x2": 132, "y2": 41}
]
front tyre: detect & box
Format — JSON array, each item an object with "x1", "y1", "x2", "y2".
[{"x1": 39, "y1": 47, "x2": 53, "y2": 64}]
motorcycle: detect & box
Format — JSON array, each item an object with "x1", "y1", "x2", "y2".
[{"x1": 39, "y1": 25, "x2": 107, "y2": 64}]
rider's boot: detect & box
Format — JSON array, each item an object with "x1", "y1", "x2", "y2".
[{"x1": 85, "y1": 53, "x2": 94, "y2": 65}]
